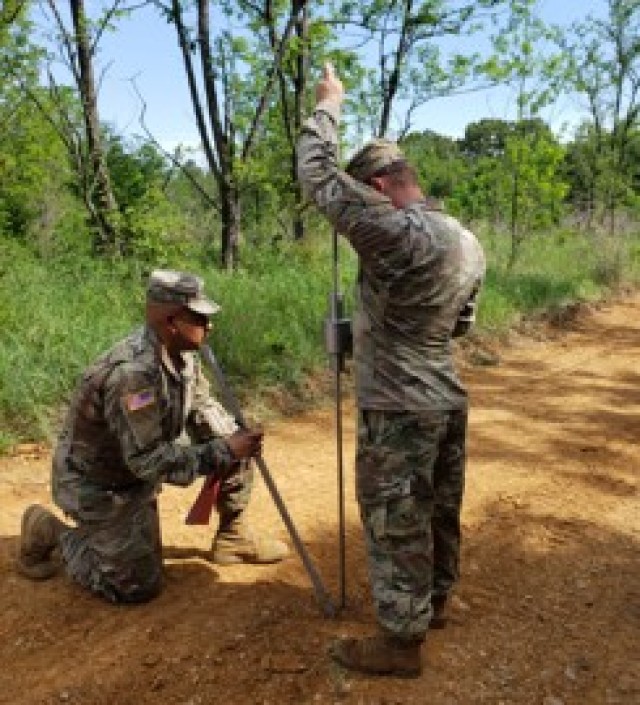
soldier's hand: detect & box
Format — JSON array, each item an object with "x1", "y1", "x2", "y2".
[
  {"x1": 225, "y1": 428, "x2": 264, "y2": 460},
  {"x1": 316, "y1": 62, "x2": 344, "y2": 104}
]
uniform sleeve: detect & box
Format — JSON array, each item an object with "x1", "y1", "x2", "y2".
[
  {"x1": 103, "y1": 364, "x2": 234, "y2": 487},
  {"x1": 186, "y1": 358, "x2": 238, "y2": 441},
  {"x1": 297, "y1": 100, "x2": 420, "y2": 282}
]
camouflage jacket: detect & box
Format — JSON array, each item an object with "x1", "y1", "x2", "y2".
[
  {"x1": 298, "y1": 100, "x2": 486, "y2": 410},
  {"x1": 52, "y1": 326, "x2": 238, "y2": 518}
]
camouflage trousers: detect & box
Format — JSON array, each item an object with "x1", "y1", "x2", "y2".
[
  {"x1": 213, "y1": 459, "x2": 255, "y2": 526},
  {"x1": 59, "y1": 493, "x2": 163, "y2": 604},
  {"x1": 57, "y1": 461, "x2": 254, "y2": 604},
  {"x1": 356, "y1": 408, "x2": 467, "y2": 641}
]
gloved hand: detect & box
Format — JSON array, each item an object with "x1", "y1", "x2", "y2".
[{"x1": 225, "y1": 427, "x2": 264, "y2": 461}]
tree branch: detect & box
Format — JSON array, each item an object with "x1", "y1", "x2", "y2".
[
  {"x1": 241, "y1": 0, "x2": 308, "y2": 161},
  {"x1": 0, "y1": 0, "x2": 29, "y2": 28},
  {"x1": 169, "y1": 0, "x2": 221, "y2": 181},
  {"x1": 130, "y1": 76, "x2": 221, "y2": 214},
  {"x1": 44, "y1": 0, "x2": 82, "y2": 87}
]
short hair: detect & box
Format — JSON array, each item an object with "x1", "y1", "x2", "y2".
[{"x1": 367, "y1": 160, "x2": 418, "y2": 187}]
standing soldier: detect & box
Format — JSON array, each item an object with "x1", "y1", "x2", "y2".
[
  {"x1": 298, "y1": 65, "x2": 485, "y2": 677},
  {"x1": 17, "y1": 269, "x2": 288, "y2": 603}
]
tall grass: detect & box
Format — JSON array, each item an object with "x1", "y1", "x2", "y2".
[
  {"x1": 0, "y1": 235, "x2": 356, "y2": 448},
  {"x1": 0, "y1": 226, "x2": 638, "y2": 449},
  {"x1": 477, "y1": 227, "x2": 640, "y2": 328}
]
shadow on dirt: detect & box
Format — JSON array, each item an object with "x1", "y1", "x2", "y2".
[
  {"x1": 0, "y1": 490, "x2": 638, "y2": 705},
  {"x1": 1, "y1": 299, "x2": 638, "y2": 704},
  {"x1": 469, "y1": 359, "x2": 640, "y2": 496}
]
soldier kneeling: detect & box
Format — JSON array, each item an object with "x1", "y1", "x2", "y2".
[{"x1": 17, "y1": 269, "x2": 288, "y2": 603}]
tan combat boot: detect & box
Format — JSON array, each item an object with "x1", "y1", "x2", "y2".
[
  {"x1": 330, "y1": 633, "x2": 423, "y2": 678},
  {"x1": 211, "y1": 515, "x2": 289, "y2": 565},
  {"x1": 16, "y1": 505, "x2": 66, "y2": 580}
]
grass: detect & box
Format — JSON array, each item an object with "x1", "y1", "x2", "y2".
[
  {"x1": 477, "y1": 227, "x2": 639, "y2": 328},
  {"x1": 0, "y1": 226, "x2": 638, "y2": 447}
]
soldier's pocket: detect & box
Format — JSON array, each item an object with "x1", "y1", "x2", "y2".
[
  {"x1": 356, "y1": 411, "x2": 415, "y2": 502},
  {"x1": 385, "y1": 495, "x2": 426, "y2": 539},
  {"x1": 364, "y1": 495, "x2": 425, "y2": 545}
]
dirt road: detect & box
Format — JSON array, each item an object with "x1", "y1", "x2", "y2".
[{"x1": 0, "y1": 296, "x2": 638, "y2": 705}]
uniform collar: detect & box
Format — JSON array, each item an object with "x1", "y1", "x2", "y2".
[
  {"x1": 144, "y1": 326, "x2": 193, "y2": 381},
  {"x1": 420, "y1": 196, "x2": 443, "y2": 211}
]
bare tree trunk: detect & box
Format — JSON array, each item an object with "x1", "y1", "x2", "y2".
[
  {"x1": 291, "y1": 0, "x2": 307, "y2": 240},
  {"x1": 169, "y1": 0, "x2": 305, "y2": 265},
  {"x1": 196, "y1": 0, "x2": 238, "y2": 266},
  {"x1": 377, "y1": 0, "x2": 412, "y2": 138},
  {"x1": 266, "y1": 0, "x2": 308, "y2": 240},
  {"x1": 69, "y1": 0, "x2": 120, "y2": 253},
  {"x1": 508, "y1": 166, "x2": 520, "y2": 268},
  {"x1": 220, "y1": 180, "x2": 240, "y2": 270}
]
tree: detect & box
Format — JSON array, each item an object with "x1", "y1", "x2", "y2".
[
  {"x1": 564, "y1": 0, "x2": 640, "y2": 234},
  {"x1": 460, "y1": 118, "x2": 511, "y2": 159},
  {"x1": 458, "y1": 119, "x2": 512, "y2": 224},
  {"x1": 262, "y1": 0, "x2": 309, "y2": 240},
  {"x1": 401, "y1": 129, "x2": 464, "y2": 200},
  {"x1": 0, "y1": 1, "x2": 40, "y2": 120},
  {"x1": 0, "y1": 1, "x2": 75, "y2": 249},
  {"x1": 481, "y1": 0, "x2": 569, "y2": 264},
  {"x1": 332, "y1": 0, "x2": 506, "y2": 138},
  {"x1": 105, "y1": 134, "x2": 168, "y2": 213},
  {"x1": 156, "y1": 0, "x2": 307, "y2": 268},
  {"x1": 37, "y1": 0, "x2": 125, "y2": 253},
  {"x1": 501, "y1": 119, "x2": 568, "y2": 234},
  {"x1": 455, "y1": 117, "x2": 568, "y2": 232}
]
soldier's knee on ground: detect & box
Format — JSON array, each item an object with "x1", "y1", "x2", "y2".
[
  {"x1": 114, "y1": 575, "x2": 163, "y2": 604},
  {"x1": 97, "y1": 566, "x2": 163, "y2": 605},
  {"x1": 80, "y1": 546, "x2": 164, "y2": 605}
]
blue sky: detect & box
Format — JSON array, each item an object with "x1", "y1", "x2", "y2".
[{"x1": 36, "y1": 0, "x2": 608, "y2": 151}]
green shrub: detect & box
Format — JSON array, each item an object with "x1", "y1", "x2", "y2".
[{"x1": 0, "y1": 225, "x2": 638, "y2": 448}]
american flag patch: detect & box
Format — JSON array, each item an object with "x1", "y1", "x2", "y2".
[{"x1": 126, "y1": 388, "x2": 156, "y2": 412}]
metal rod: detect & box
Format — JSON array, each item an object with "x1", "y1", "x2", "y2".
[
  {"x1": 332, "y1": 228, "x2": 347, "y2": 610},
  {"x1": 199, "y1": 343, "x2": 337, "y2": 618}
]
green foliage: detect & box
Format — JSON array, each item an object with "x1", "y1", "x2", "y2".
[
  {"x1": 401, "y1": 130, "x2": 464, "y2": 199},
  {"x1": 460, "y1": 119, "x2": 511, "y2": 159},
  {"x1": 2, "y1": 225, "x2": 639, "y2": 449},
  {"x1": 0, "y1": 88, "x2": 80, "y2": 251},
  {"x1": 0, "y1": 239, "x2": 142, "y2": 443},
  {"x1": 0, "y1": 1, "x2": 41, "y2": 91},
  {"x1": 401, "y1": 117, "x2": 568, "y2": 231},
  {"x1": 105, "y1": 135, "x2": 168, "y2": 212},
  {"x1": 0, "y1": 5, "x2": 73, "y2": 247},
  {"x1": 476, "y1": 227, "x2": 640, "y2": 329},
  {"x1": 122, "y1": 184, "x2": 199, "y2": 265},
  {"x1": 501, "y1": 126, "x2": 569, "y2": 231},
  {"x1": 0, "y1": 233, "x2": 357, "y2": 445},
  {"x1": 205, "y1": 236, "x2": 356, "y2": 383},
  {"x1": 561, "y1": 1, "x2": 640, "y2": 231}
]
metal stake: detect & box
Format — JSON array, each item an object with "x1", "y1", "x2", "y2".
[
  {"x1": 199, "y1": 343, "x2": 336, "y2": 618},
  {"x1": 324, "y1": 229, "x2": 352, "y2": 610}
]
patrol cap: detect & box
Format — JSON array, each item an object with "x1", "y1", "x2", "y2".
[
  {"x1": 345, "y1": 139, "x2": 407, "y2": 182},
  {"x1": 146, "y1": 269, "x2": 220, "y2": 316}
]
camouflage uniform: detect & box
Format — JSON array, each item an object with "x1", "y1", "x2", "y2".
[
  {"x1": 298, "y1": 101, "x2": 485, "y2": 641},
  {"x1": 52, "y1": 277, "x2": 250, "y2": 603}
]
